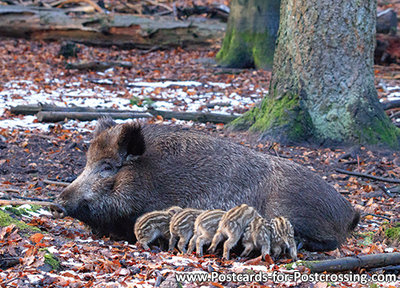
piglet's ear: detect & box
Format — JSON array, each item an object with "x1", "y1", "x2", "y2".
[
  {"x1": 94, "y1": 117, "x2": 117, "y2": 138},
  {"x1": 118, "y1": 122, "x2": 146, "y2": 156}
]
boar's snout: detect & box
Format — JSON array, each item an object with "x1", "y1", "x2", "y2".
[{"x1": 50, "y1": 203, "x2": 67, "y2": 218}]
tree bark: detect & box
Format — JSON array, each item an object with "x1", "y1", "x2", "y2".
[
  {"x1": 216, "y1": 0, "x2": 280, "y2": 69},
  {"x1": 232, "y1": 0, "x2": 399, "y2": 148}
]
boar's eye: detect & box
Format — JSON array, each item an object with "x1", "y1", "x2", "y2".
[
  {"x1": 99, "y1": 162, "x2": 115, "y2": 177},
  {"x1": 103, "y1": 164, "x2": 112, "y2": 171}
]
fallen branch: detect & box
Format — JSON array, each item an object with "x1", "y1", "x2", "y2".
[
  {"x1": 378, "y1": 185, "x2": 394, "y2": 197},
  {"x1": 0, "y1": 199, "x2": 61, "y2": 209},
  {"x1": 335, "y1": 168, "x2": 400, "y2": 184},
  {"x1": 43, "y1": 179, "x2": 71, "y2": 187},
  {"x1": 148, "y1": 109, "x2": 238, "y2": 124},
  {"x1": 377, "y1": 8, "x2": 397, "y2": 35},
  {"x1": 0, "y1": 5, "x2": 225, "y2": 49},
  {"x1": 302, "y1": 252, "x2": 400, "y2": 273},
  {"x1": 382, "y1": 100, "x2": 400, "y2": 110},
  {"x1": 9, "y1": 195, "x2": 56, "y2": 202},
  {"x1": 36, "y1": 111, "x2": 153, "y2": 122},
  {"x1": 0, "y1": 257, "x2": 19, "y2": 270},
  {"x1": 11, "y1": 104, "x2": 239, "y2": 124},
  {"x1": 2, "y1": 188, "x2": 20, "y2": 193},
  {"x1": 54, "y1": 0, "x2": 104, "y2": 13},
  {"x1": 364, "y1": 213, "x2": 391, "y2": 221},
  {"x1": 370, "y1": 264, "x2": 400, "y2": 273},
  {"x1": 145, "y1": 0, "x2": 173, "y2": 12},
  {"x1": 176, "y1": 4, "x2": 229, "y2": 21},
  {"x1": 10, "y1": 104, "x2": 136, "y2": 115},
  {"x1": 389, "y1": 111, "x2": 400, "y2": 119},
  {"x1": 65, "y1": 61, "x2": 133, "y2": 71}
]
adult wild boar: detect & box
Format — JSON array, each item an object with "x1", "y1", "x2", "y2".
[{"x1": 54, "y1": 118, "x2": 359, "y2": 252}]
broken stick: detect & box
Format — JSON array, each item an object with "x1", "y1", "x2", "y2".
[
  {"x1": 43, "y1": 179, "x2": 71, "y2": 187},
  {"x1": 302, "y1": 252, "x2": 400, "y2": 273},
  {"x1": 335, "y1": 168, "x2": 400, "y2": 184},
  {"x1": 0, "y1": 199, "x2": 63, "y2": 210},
  {"x1": 36, "y1": 111, "x2": 153, "y2": 122}
]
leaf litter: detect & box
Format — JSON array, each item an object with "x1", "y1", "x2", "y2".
[{"x1": 0, "y1": 37, "x2": 399, "y2": 287}]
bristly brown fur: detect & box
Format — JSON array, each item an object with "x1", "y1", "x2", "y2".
[
  {"x1": 270, "y1": 217, "x2": 297, "y2": 260},
  {"x1": 134, "y1": 206, "x2": 182, "y2": 250},
  {"x1": 241, "y1": 216, "x2": 272, "y2": 260},
  {"x1": 169, "y1": 208, "x2": 204, "y2": 253},
  {"x1": 187, "y1": 209, "x2": 226, "y2": 256},
  {"x1": 56, "y1": 122, "x2": 360, "y2": 251},
  {"x1": 208, "y1": 204, "x2": 259, "y2": 260}
]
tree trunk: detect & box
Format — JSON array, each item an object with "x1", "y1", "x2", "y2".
[
  {"x1": 216, "y1": 0, "x2": 280, "y2": 69},
  {"x1": 232, "y1": 0, "x2": 399, "y2": 148}
]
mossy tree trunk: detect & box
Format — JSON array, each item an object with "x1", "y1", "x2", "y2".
[
  {"x1": 233, "y1": 0, "x2": 399, "y2": 148},
  {"x1": 216, "y1": 0, "x2": 280, "y2": 69}
]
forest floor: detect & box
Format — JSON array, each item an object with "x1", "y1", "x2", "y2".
[{"x1": 0, "y1": 5, "x2": 400, "y2": 286}]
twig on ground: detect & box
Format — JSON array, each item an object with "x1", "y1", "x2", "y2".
[
  {"x1": 2, "y1": 188, "x2": 20, "y2": 193},
  {"x1": 382, "y1": 99, "x2": 400, "y2": 110},
  {"x1": 363, "y1": 213, "x2": 391, "y2": 221},
  {"x1": 11, "y1": 195, "x2": 56, "y2": 202},
  {"x1": 0, "y1": 199, "x2": 59, "y2": 208},
  {"x1": 301, "y1": 252, "x2": 400, "y2": 273},
  {"x1": 53, "y1": 0, "x2": 104, "y2": 13},
  {"x1": 43, "y1": 179, "x2": 71, "y2": 187},
  {"x1": 335, "y1": 168, "x2": 400, "y2": 184},
  {"x1": 378, "y1": 185, "x2": 394, "y2": 197}
]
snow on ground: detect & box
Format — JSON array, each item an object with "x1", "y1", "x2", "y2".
[
  {"x1": 2, "y1": 78, "x2": 399, "y2": 132},
  {"x1": 0, "y1": 78, "x2": 265, "y2": 132}
]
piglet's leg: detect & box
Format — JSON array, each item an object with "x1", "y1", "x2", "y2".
[
  {"x1": 208, "y1": 232, "x2": 224, "y2": 254},
  {"x1": 223, "y1": 236, "x2": 240, "y2": 260},
  {"x1": 187, "y1": 235, "x2": 197, "y2": 254},
  {"x1": 168, "y1": 234, "x2": 178, "y2": 251}
]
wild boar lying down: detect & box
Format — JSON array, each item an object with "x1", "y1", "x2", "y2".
[{"x1": 54, "y1": 118, "x2": 359, "y2": 252}]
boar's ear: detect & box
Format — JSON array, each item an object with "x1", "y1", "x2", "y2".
[
  {"x1": 94, "y1": 117, "x2": 117, "y2": 138},
  {"x1": 118, "y1": 122, "x2": 145, "y2": 156}
]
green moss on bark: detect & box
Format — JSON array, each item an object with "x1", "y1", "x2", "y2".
[
  {"x1": 217, "y1": 30, "x2": 275, "y2": 69},
  {"x1": 357, "y1": 116, "x2": 400, "y2": 148},
  {"x1": 216, "y1": 0, "x2": 280, "y2": 69},
  {"x1": 230, "y1": 91, "x2": 314, "y2": 142}
]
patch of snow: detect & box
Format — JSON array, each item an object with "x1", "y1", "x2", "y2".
[
  {"x1": 208, "y1": 82, "x2": 231, "y2": 88},
  {"x1": 128, "y1": 80, "x2": 203, "y2": 88},
  {"x1": 26, "y1": 274, "x2": 43, "y2": 283},
  {"x1": 46, "y1": 246, "x2": 59, "y2": 254},
  {"x1": 76, "y1": 237, "x2": 95, "y2": 243},
  {"x1": 0, "y1": 79, "x2": 265, "y2": 132}
]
